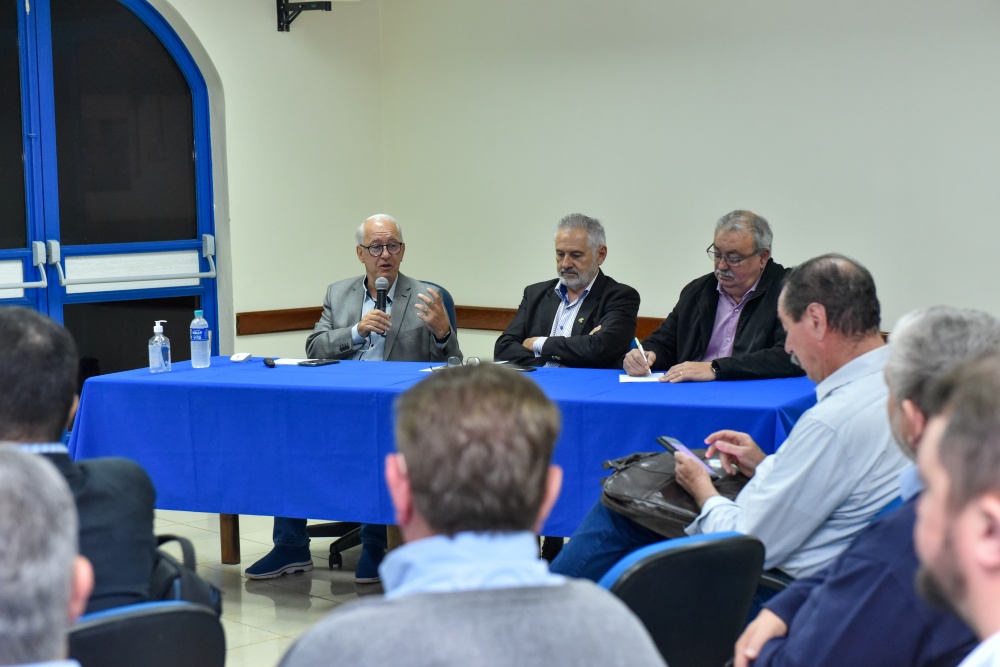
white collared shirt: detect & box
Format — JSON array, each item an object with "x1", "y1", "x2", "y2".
[{"x1": 531, "y1": 272, "x2": 600, "y2": 367}]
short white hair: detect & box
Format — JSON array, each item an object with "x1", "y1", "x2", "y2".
[{"x1": 355, "y1": 214, "x2": 403, "y2": 245}]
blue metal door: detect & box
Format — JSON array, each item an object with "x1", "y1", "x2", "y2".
[{"x1": 0, "y1": 0, "x2": 218, "y2": 377}]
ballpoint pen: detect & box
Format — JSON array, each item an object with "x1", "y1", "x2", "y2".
[{"x1": 633, "y1": 337, "x2": 651, "y2": 376}]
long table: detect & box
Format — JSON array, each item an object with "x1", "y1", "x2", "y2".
[{"x1": 70, "y1": 358, "x2": 816, "y2": 562}]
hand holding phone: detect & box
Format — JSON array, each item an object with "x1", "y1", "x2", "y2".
[{"x1": 657, "y1": 436, "x2": 720, "y2": 479}]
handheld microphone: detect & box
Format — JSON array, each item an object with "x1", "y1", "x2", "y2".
[{"x1": 375, "y1": 277, "x2": 389, "y2": 312}]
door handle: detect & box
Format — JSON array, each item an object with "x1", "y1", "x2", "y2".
[
  {"x1": 47, "y1": 234, "x2": 217, "y2": 287},
  {"x1": 0, "y1": 242, "x2": 49, "y2": 290}
]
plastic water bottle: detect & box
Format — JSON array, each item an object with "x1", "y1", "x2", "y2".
[
  {"x1": 148, "y1": 320, "x2": 171, "y2": 373},
  {"x1": 190, "y1": 309, "x2": 211, "y2": 369}
]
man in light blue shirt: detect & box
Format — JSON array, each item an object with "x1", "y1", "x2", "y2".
[
  {"x1": 675, "y1": 254, "x2": 910, "y2": 575},
  {"x1": 552, "y1": 254, "x2": 910, "y2": 582},
  {"x1": 279, "y1": 364, "x2": 666, "y2": 667}
]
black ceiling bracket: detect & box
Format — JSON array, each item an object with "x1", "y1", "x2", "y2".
[{"x1": 277, "y1": 0, "x2": 332, "y2": 32}]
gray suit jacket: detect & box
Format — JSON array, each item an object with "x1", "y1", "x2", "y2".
[{"x1": 305, "y1": 272, "x2": 461, "y2": 362}]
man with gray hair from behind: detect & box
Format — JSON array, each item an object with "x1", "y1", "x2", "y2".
[
  {"x1": 734, "y1": 306, "x2": 994, "y2": 667},
  {"x1": 279, "y1": 364, "x2": 666, "y2": 667},
  {"x1": 0, "y1": 448, "x2": 93, "y2": 667}
]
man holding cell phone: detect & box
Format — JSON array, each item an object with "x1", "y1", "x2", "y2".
[
  {"x1": 552, "y1": 254, "x2": 910, "y2": 583},
  {"x1": 246, "y1": 214, "x2": 462, "y2": 586}
]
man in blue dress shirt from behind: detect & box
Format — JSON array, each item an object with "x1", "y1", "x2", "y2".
[
  {"x1": 734, "y1": 306, "x2": 992, "y2": 667},
  {"x1": 279, "y1": 364, "x2": 667, "y2": 667}
]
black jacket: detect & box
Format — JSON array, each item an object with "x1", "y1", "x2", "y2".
[
  {"x1": 641, "y1": 259, "x2": 803, "y2": 380},
  {"x1": 494, "y1": 270, "x2": 640, "y2": 368},
  {"x1": 44, "y1": 453, "x2": 157, "y2": 614}
]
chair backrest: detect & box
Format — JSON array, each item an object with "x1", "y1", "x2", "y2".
[
  {"x1": 70, "y1": 600, "x2": 225, "y2": 667},
  {"x1": 598, "y1": 532, "x2": 764, "y2": 667},
  {"x1": 420, "y1": 280, "x2": 457, "y2": 333}
]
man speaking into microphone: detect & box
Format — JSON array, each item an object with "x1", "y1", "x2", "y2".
[{"x1": 245, "y1": 213, "x2": 461, "y2": 585}]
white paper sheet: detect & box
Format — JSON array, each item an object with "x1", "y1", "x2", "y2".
[{"x1": 619, "y1": 373, "x2": 665, "y2": 383}]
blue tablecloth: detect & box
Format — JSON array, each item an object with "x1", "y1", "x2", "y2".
[{"x1": 70, "y1": 358, "x2": 816, "y2": 536}]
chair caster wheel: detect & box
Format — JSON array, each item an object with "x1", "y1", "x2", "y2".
[{"x1": 329, "y1": 549, "x2": 343, "y2": 570}]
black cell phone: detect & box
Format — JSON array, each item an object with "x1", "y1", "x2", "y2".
[
  {"x1": 656, "y1": 436, "x2": 719, "y2": 479},
  {"x1": 503, "y1": 364, "x2": 537, "y2": 372},
  {"x1": 298, "y1": 359, "x2": 340, "y2": 367}
]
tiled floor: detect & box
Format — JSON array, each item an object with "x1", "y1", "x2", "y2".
[{"x1": 155, "y1": 510, "x2": 381, "y2": 667}]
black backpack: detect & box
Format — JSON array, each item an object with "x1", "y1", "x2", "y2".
[{"x1": 149, "y1": 534, "x2": 223, "y2": 616}]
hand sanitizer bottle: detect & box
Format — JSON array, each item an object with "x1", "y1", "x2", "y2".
[{"x1": 149, "y1": 320, "x2": 171, "y2": 373}]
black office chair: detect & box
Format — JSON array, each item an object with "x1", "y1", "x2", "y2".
[
  {"x1": 309, "y1": 279, "x2": 459, "y2": 569},
  {"x1": 598, "y1": 532, "x2": 765, "y2": 667},
  {"x1": 757, "y1": 568, "x2": 793, "y2": 598},
  {"x1": 70, "y1": 600, "x2": 225, "y2": 667}
]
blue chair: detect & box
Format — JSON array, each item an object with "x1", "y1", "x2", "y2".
[
  {"x1": 599, "y1": 532, "x2": 764, "y2": 667},
  {"x1": 420, "y1": 279, "x2": 457, "y2": 332},
  {"x1": 69, "y1": 600, "x2": 225, "y2": 667}
]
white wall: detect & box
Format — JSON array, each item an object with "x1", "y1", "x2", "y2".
[
  {"x1": 165, "y1": 0, "x2": 1000, "y2": 357},
  {"x1": 164, "y1": 0, "x2": 386, "y2": 357},
  {"x1": 381, "y1": 0, "x2": 1000, "y2": 330}
]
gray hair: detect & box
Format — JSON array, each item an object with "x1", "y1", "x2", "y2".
[
  {"x1": 886, "y1": 307, "x2": 1000, "y2": 414},
  {"x1": 0, "y1": 449, "x2": 78, "y2": 664},
  {"x1": 714, "y1": 210, "x2": 773, "y2": 252},
  {"x1": 556, "y1": 213, "x2": 606, "y2": 252},
  {"x1": 355, "y1": 214, "x2": 403, "y2": 246}
]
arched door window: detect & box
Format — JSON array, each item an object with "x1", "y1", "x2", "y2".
[{"x1": 0, "y1": 0, "x2": 218, "y2": 378}]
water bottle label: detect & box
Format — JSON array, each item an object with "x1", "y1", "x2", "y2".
[{"x1": 191, "y1": 328, "x2": 210, "y2": 342}]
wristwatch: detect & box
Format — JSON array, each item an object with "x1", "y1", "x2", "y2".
[{"x1": 711, "y1": 360, "x2": 721, "y2": 378}]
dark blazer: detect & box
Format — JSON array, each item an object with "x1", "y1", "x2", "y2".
[
  {"x1": 758, "y1": 497, "x2": 976, "y2": 667},
  {"x1": 43, "y1": 453, "x2": 157, "y2": 614},
  {"x1": 494, "y1": 270, "x2": 640, "y2": 368},
  {"x1": 641, "y1": 259, "x2": 803, "y2": 380},
  {"x1": 306, "y1": 272, "x2": 461, "y2": 362}
]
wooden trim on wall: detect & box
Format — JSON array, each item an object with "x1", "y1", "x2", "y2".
[
  {"x1": 236, "y1": 307, "x2": 321, "y2": 336},
  {"x1": 635, "y1": 317, "x2": 661, "y2": 339},
  {"x1": 454, "y1": 306, "x2": 515, "y2": 331},
  {"x1": 236, "y1": 305, "x2": 664, "y2": 339}
]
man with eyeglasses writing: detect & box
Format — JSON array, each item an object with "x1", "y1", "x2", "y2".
[
  {"x1": 245, "y1": 213, "x2": 461, "y2": 585},
  {"x1": 623, "y1": 210, "x2": 802, "y2": 382}
]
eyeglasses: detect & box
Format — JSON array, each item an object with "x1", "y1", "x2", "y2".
[
  {"x1": 706, "y1": 244, "x2": 760, "y2": 266},
  {"x1": 360, "y1": 242, "x2": 403, "y2": 257},
  {"x1": 431, "y1": 356, "x2": 481, "y2": 372}
]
